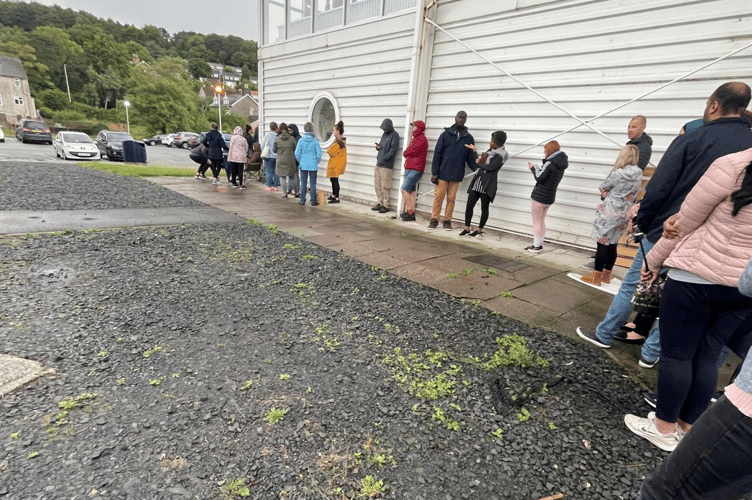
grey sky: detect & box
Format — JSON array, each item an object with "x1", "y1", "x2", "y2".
[{"x1": 26, "y1": 0, "x2": 260, "y2": 42}]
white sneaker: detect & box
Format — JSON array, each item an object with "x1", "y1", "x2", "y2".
[{"x1": 624, "y1": 412, "x2": 680, "y2": 452}]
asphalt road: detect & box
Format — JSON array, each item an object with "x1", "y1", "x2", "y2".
[{"x1": 0, "y1": 136, "x2": 190, "y2": 167}]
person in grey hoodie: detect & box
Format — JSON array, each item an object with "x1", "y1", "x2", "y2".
[
  {"x1": 626, "y1": 115, "x2": 653, "y2": 170},
  {"x1": 372, "y1": 118, "x2": 400, "y2": 213}
]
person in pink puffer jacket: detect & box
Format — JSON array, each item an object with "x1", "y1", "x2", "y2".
[
  {"x1": 228, "y1": 125, "x2": 249, "y2": 188},
  {"x1": 624, "y1": 146, "x2": 752, "y2": 452}
]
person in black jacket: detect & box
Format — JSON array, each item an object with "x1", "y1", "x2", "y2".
[
  {"x1": 627, "y1": 115, "x2": 653, "y2": 170},
  {"x1": 201, "y1": 122, "x2": 229, "y2": 185},
  {"x1": 460, "y1": 130, "x2": 508, "y2": 238},
  {"x1": 526, "y1": 141, "x2": 568, "y2": 252}
]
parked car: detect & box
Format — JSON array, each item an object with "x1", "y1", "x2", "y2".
[
  {"x1": 54, "y1": 131, "x2": 101, "y2": 161},
  {"x1": 0, "y1": 127, "x2": 4, "y2": 143},
  {"x1": 162, "y1": 133, "x2": 177, "y2": 146},
  {"x1": 143, "y1": 134, "x2": 166, "y2": 146},
  {"x1": 15, "y1": 119, "x2": 53, "y2": 144},
  {"x1": 95, "y1": 130, "x2": 136, "y2": 161},
  {"x1": 173, "y1": 132, "x2": 199, "y2": 149}
]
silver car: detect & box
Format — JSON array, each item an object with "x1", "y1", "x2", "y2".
[{"x1": 54, "y1": 132, "x2": 101, "y2": 160}]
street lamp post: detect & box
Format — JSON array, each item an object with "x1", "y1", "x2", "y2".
[
  {"x1": 123, "y1": 100, "x2": 131, "y2": 135},
  {"x1": 214, "y1": 84, "x2": 224, "y2": 132}
]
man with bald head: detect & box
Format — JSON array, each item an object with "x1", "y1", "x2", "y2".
[
  {"x1": 627, "y1": 115, "x2": 652, "y2": 170},
  {"x1": 577, "y1": 81, "x2": 752, "y2": 368}
]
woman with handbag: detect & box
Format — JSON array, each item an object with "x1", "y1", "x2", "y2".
[
  {"x1": 624, "y1": 146, "x2": 752, "y2": 452},
  {"x1": 580, "y1": 145, "x2": 642, "y2": 285}
]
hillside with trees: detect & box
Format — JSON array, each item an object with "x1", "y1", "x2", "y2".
[{"x1": 0, "y1": 0, "x2": 258, "y2": 136}]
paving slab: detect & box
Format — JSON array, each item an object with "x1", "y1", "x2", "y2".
[
  {"x1": 512, "y1": 276, "x2": 604, "y2": 315},
  {"x1": 0, "y1": 354, "x2": 54, "y2": 396}
]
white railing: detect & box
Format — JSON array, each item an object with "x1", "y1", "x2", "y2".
[
  {"x1": 288, "y1": 17, "x2": 312, "y2": 38},
  {"x1": 315, "y1": 7, "x2": 344, "y2": 32},
  {"x1": 347, "y1": 0, "x2": 381, "y2": 24},
  {"x1": 384, "y1": 0, "x2": 415, "y2": 15}
]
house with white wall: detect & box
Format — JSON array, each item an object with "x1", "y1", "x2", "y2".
[
  {"x1": 257, "y1": 0, "x2": 752, "y2": 248},
  {"x1": 0, "y1": 55, "x2": 37, "y2": 124}
]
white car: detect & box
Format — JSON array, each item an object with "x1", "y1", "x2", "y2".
[
  {"x1": 162, "y1": 133, "x2": 177, "y2": 146},
  {"x1": 54, "y1": 131, "x2": 101, "y2": 160},
  {"x1": 0, "y1": 127, "x2": 5, "y2": 142}
]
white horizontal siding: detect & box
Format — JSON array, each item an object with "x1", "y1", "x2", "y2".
[
  {"x1": 259, "y1": 11, "x2": 417, "y2": 207},
  {"x1": 417, "y1": 0, "x2": 752, "y2": 247}
]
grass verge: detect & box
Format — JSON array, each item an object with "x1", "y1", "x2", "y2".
[{"x1": 78, "y1": 162, "x2": 194, "y2": 177}]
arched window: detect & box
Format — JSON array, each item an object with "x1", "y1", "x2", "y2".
[{"x1": 308, "y1": 91, "x2": 340, "y2": 147}]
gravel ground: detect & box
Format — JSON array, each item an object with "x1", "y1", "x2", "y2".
[
  {"x1": 1, "y1": 162, "x2": 665, "y2": 500},
  {"x1": 0, "y1": 163, "x2": 203, "y2": 211}
]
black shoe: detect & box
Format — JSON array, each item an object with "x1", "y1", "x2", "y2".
[
  {"x1": 311, "y1": 202, "x2": 319, "y2": 206},
  {"x1": 400, "y1": 211, "x2": 409, "y2": 218},
  {"x1": 428, "y1": 219, "x2": 439, "y2": 230},
  {"x1": 469, "y1": 231, "x2": 483, "y2": 238},
  {"x1": 638, "y1": 355, "x2": 658, "y2": 369},
  {"x1": 371, "y1": 204, "x2": 383, "y2": 211},
  {"x1": 459, "y1": 229, "x2": 470, "y2": 236},
  {"x1": 644, "y1": 392, "x2": 657, "y2": 408},
  {"x1": 576, "y1": 327, "x2": 611, "y2": 349},
  {"x1": 378, "y1": 206, "x2": 390, "y2": 213},
  {"x1": 525, "y1": 245, "x2": 543, "y2": 253},
  {"x1": 401, "y1": 213, "x2": 415, "y2": 221},
  {"x1": 329, "y1": 198, "x2": 340, "y2": 204},
  {"x1": 328, "y1": 195, "x2": 335, "y2": 201}
]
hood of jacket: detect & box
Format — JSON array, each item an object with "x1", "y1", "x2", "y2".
[
  {"x1": 233, "y1": 126, "x2": 243, "y2": 136},
  {"x1": 288, "y1": 123, "x2": 300, "y2": 140},
  {"x1": 412, "y1": 120, "x2": 426, "y2": 137},
  {"x1": 446, "y1": 124, "x2": 470, "y2": 138},
  {"x1": 628, "y1": 132, "x2": 653, "y2": 148},
  {"x1": 380, "y1": 118, "x2": 394, "y2": 133},
  {"x1": 544, "y1": 150, "x2": 569, "y2": 169},
  {"x1": 277, "y1": 129, "x2": 291, "y2": 141}
]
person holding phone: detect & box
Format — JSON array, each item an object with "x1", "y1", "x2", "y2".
[{"x1": 372, "y1": 118, "x2": 400, "y2": 213}]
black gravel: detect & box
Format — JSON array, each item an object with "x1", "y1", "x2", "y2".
[
  {"x1": 0, "y1": 162, "x2": 203, "y2": 211},
  {"x1": 1, "y1": 162, "x2": 665, "y2": 500}
]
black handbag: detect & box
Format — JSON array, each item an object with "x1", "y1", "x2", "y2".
[{"x1": 631, "y1": 240, "x2": 665, "y2": 314}]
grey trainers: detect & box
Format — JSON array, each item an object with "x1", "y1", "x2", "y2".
[
  {"x1": 443, "y1": 220, "x2": 452, "y2": 231},
  {"x1": 576, "y1": 327, "x2": 610, "y2": 349},
  {"x1": 428, "y1": 219, "x2": 439, "y2": 230},
  {"x1": 624, "y1": 412, "x2": 680, "y2": 452}
]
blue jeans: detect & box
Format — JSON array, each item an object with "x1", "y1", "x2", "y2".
[
  {"x1": 595, "y1": 238, "x2": 661, "y2": 361},
  {"x1": 640, "y1": 396, "x2": 752, "y2": 500},
  {"x1": 264, "y1": 158, "x2": 279, "y2": 187},
  {"x1": 299, "y1": 169, "x2": 317, "y2": 205}
]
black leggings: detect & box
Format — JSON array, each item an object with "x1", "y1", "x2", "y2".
[
  {"x1": 229, "y1": 161, "x2": 244, "y2": 185},
  {"x1": 465, "y1": 191, "x2": 491, "y2": 228},
  {"x1": 594, "y1": 243, "x2": 618, "y2": 271},
  {"x1": 330, "y1": 177, "x2": 340, "y2": 198},
  {"x1": 209, "y1": 157, "x2": 224, "y2": 178}
]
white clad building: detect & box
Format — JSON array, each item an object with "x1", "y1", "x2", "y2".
[{"x1": 257, "y1": 0, "x2": 752, "y2": 248}]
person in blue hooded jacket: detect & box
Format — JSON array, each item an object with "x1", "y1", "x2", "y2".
[{"x1": 295, "y1": 122, "x2": 322, "y2": 206}]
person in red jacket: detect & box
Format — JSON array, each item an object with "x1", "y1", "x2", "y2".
[{"x1": 400, "y1": 120, "x2": 428, "y2": 222}]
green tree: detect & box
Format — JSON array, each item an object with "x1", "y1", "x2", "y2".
[
  {"x1": 27, "y1": 26, "x2": 83, "y2": 90},
  {"x1": 188, "y1": 58, "x2": 212, "y2": 79},
  {"x1": 128, "y1": 57, "x2": 204, "y2": 134},
  {"x1": 0, "y1": 27, "x2": 53, "y2": 91}
]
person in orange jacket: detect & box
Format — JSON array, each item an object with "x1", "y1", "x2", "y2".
[{"x1": 327, "y1": 121, "x2": 346, "y2": 203}]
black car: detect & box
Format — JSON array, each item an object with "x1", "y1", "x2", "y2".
[
  {"x1": 143, "y1": 134, "x2": 166, "y2": 146},
  {"x1": 15, "y1": 119, "x2": 53, "y2": 144},
  {"x1": 95, "y1": 130, "x2": 135, "y2": 161}
]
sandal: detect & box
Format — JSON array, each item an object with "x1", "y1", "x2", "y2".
[{"x1": 614, "y1": 329, "x2": 647, "y2": 344}]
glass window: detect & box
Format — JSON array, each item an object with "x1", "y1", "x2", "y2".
[
  {"x1": 264, "y1": 0, "x2": 286, "y2": 45},
  {"x1": 14, "y1": 77, "x2": 21, "y2": 88},
  {"x1": 288, "y1": 0, "x2": 312, "y2": 39},
  {"x1": 14, "y1": 96, "x2": 24, "y2": 106},
  {"x1": 0, "y1": 95, "x2": 3, "y2": 106},
  {"x1": 309, "y1": 92, "x2": 339, "y2": 144}
]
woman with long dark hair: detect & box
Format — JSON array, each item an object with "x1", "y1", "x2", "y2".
[{"x1": 625, "y1": 147, "x2": 752, "y2": 452}]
